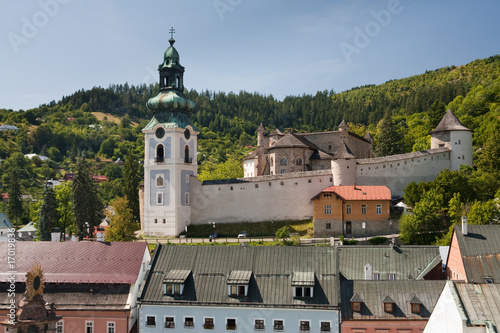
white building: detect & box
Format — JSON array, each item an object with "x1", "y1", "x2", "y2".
[
  {"x1": 424, "y1": 281, "x2": 500, "y2": 333},
  {"x1": 141, "y1": 37, "x2": 473, "y2": 237},
  {"x1": 137, "y1": 246, "x2": 341, "y2": 333}
]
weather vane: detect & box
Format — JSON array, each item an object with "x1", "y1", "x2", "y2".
[{"x1": 169, "y1": 27, "x2": 175, "y2": 39}]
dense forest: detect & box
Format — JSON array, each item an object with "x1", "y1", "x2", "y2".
[{"x1": 0, "y1": 55, "x2": 499, "y2": 243}]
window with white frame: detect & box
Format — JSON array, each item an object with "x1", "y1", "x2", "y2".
[
  {"x1": 376, "y1": 204, "x2": 382, "y2": 215},
  {"x1": 56, "y1": 321, "x2": 63, "y2": 333},
  {"x1": 294, "y1": 286, "x2": 313, "y2": 298},
  {"x1": 373, "y1": 273, "x2": 380, "y2": 280},
  {"x1": 203, "y1": 318, "x2": 214, "y2": 329},
  {"x1": 86, "y1": 321, "x2": 93, "y2": 333},
  {"x1": 230, "y1": 285, "x2": 246, "y2": 296},
  {"x1": 361, "y1": 204, "x2": 367, "y2": 214},
  {"x1": 299, "y1": 320, "x2": 310, "y2": 332},
  {"x1": 165, "y1": 317, "x2": 175, "y2": 329},
  {"x1": 273, "y1": 320, "x2": 284, "y2": 332},
  {"x1": 346, "y1": 204, "x2": 352, "y2": 214},
  {"x1": 324, "y1": 204, "x2": 332, "y2": 215},
  {"x1": 320, "y1": 321, "x2": 331, "y2": 333},
  {"x1": 226, "y1": 318, "x2": 237, "y2": 330},
  {"x1": 157, "y1": 192, "x2": 163, "y2": 205},
  {"x1": 184, "y1": 317, "x2": 194, "y2": 328},
  {"x1": 146, "y1": 316, "x2": 156, "y2": 327},
  {"x1": 107, "y1": 322, "x2": 115, "y2": 333},
  {"x1": 254, "y1": 319, "x2": 265, "y2": 331},
  {"x1": 388, "y1": 273, "x2": 396, "y2": 280}
]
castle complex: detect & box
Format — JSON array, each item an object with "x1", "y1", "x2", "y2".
[{"x1": 140, "y1": 38, "x2": 473, "y2": 237}]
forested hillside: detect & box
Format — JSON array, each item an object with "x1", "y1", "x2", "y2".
[{"x1": 0, "y1": 55, "x2": 499, "y2": 236}]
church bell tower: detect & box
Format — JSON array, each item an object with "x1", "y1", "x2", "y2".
[{"x1": 142, "y1": 29, "x2": 198, "y2": 237}]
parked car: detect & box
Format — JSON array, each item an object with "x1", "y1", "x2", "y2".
[
  {"x1": 238, "y1": 231, "x2": 248, "y2": 239},
  {"x1": 209, "y1": 232, "x2": 219, "y2": 239}
]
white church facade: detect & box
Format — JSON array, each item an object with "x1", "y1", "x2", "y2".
[{"x1": 140, "y1": 38, "x2": 473, "y2": 237}]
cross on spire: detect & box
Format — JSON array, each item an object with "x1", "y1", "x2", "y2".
[{"x1": 169, "y1": 27, "x2": 175, "y2": 39}]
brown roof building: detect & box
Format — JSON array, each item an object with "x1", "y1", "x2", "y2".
[
  {"x1": 0, "y1": 242, "x2": 150, "y2": 333},
  {"x1": 312, "y1": 185, "x2": 392, "y2": 238}
]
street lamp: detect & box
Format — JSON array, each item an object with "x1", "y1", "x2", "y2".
[{"x1": 84, "y1": 222, "x2": 89, "y2": 240}]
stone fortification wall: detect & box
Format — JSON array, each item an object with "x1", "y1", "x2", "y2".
[
  {"x1": 355, "y1": 148, "x2": 451, "y2": 197},
  {"x1": 190, "y1": 170, "x2": 333, "y2": 225}
]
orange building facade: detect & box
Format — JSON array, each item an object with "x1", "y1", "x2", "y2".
[{"x1": 313, "y1": 185, "x2": 392, "y2": 238}]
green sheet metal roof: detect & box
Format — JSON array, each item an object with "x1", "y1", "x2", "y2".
[
  {"x1": 453, "y1": 224, "x2": 500, "y2": 283},
  {"x1": 139, "y1": 245, "x2": 340, "y2": 309},
  {"x1": 341, "y1": 280, "x2": 446, "y2": 320},
  {"x1": 338, "y1": 245, "x2": 442, "y2": 281},
  {"x1": 142, "y1": 110, "x2": 198, "y2": 131}
]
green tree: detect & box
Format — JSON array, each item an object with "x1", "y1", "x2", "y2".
[
  {"x1": 198, "y1": 157, "x2": 243, "y2": 181},
  {"x1": 275, "y1": 225, "x2": 292, "y2": 244},
  {"x1": 476, "y1": 130, "x2": 500, "y2": 174},
  {"x1": 56, "y1": 182, "x2": 75, "y2": 238},
  {"x1": 105, "y1": 196, "x2": 139, "y2": 241},
  {"x1": 7, "y1": 168, "x2": 23, "y2": 228},
  {"x1": 467, "y1": 200, "x2": 499, "y2": 225},
  {"x1": 122, "y1": 148, "x2": 140, "y2": 222},
  {"x1": 72, "y1": 158, "x2": 104, "y2": 240},
  {"x1": 400, "y1": 188, "x2": 445, "y2": 244},
  {"x1": 375, "y1": 110, "x2": 404, "y2": 157},
  {"x1": 428, "y1": 100, "x2": 446, "y2": 129},
  {"x1": 37, "y1": 185, "x2": 58, "y2": 241}
]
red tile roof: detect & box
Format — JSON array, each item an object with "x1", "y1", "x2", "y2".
[
  {"x1": 318, "y1": 185, "x2": 391, "y2": 200},
  {"x1": 0, "y1": 242, "x2": 147, "y2": 284}
]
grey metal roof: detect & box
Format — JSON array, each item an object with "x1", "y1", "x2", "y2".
[
  {"x1": 454, "y1": 282, "x2": 500, "y2": 330},
  {"x1": 338, "y1": 245, "x2": 442, "y2": 281},
  {"x1": 291, "y1": 272, "x2": 315, "y2": 286},
  {"x1": 139, "y1": 245, "x2": 340, "y2": 309},
  {"x1": 333, "y1": 142, "x2": 356, "y2": 159},
  {"x1": 453, "y1": 224, "x2": 500, "y2": 283},
  {"x1": 164, "y1": 269, "x2": 191, "y2": 284},
  {"x1": 0, "y1": 213, "x2": 13, "y2": 229},
  {"x1": 340, "y1": 280, "x2": 446, "y2": 320},
  {"x1": 430, "y1": 109, "x2": 470, "y2": 133},
  {"x1": 227, "y1": 270, "x2": 252, "y2": 284},
  {"x1": 357, "y1": 147, "x2": 450, "y2": 164},
  {"x1": 269, "y1": 132, "x2": 320, "y2": 150}
]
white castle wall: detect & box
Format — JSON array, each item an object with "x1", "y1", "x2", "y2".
[
  {"x1": 190, "y1": 170, "x2": 333, "y2": 225},
  {"x1": 355, "y1": 149, "x2": 452, "y2": 197}
]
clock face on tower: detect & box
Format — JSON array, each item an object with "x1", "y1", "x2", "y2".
[
  {"x1": 156, "y1": 127, "x2": 165, "y2": 139},
  {"x1": 184, "y1": 128, "x2": 190, "y2": 140}
]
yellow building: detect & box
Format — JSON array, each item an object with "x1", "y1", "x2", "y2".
[{"x1": 312, "y1": 185, "x2": 391, "y2": 238}]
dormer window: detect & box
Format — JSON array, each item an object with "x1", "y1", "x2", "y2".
[
  {"x1": 383, "y1": 295, "x2": 395, "y2": 313},
  {"x1": 410, "y1": 295, "x2": 422, "y2": 314},
  {"x1": 483, "y1": 277, "x2": 494, "y2": 283},
  {"x1": 227, "y1": 270, "x2": 252, "y2": 297},
  {"x1": 163, "y1": 270, "x2": 191, "y2": 296},
  {"x1": 292, "y1": 272, "x2": 314, "y2": 298},
  {"x1": 350, "y1": 293, "x2": 363, "y2": 312}
]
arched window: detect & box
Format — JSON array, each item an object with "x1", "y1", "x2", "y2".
[
  {"x1": 156, "y1": 144, "x2": 164, "y2": 163},
  {"x1": 184, "y1": 145, "x2": 191, "y2": 163},
  {"x1": 280, "y1": 157, "x2": 287, "y2": 166},
  {"x1": 156, "y1": 176, "x2": 164, "y2": 187},
  {"x1": 176, "y1": 76, "x2": 181, "y2": 88},
  {"x1": 296, "y1": 158, "x2": 302, "y2": 166}
]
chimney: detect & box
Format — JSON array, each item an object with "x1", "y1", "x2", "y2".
[
  {"x1": 462, "y1": 216, "x2": 468, "y2": 236},
  {"x1": 364, "y1": 263, "x2": 372, "y2": 280}
]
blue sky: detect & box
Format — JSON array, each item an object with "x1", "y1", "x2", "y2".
[{"x1": 0, "y1": 0, "x2": 499, "y2": 111}]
